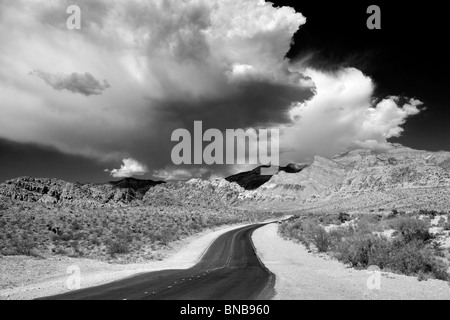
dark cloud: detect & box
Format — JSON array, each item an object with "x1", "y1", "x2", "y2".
[
  {"x1": 0, "y1": 138, "x2": 110, "y2": 183},
  {"x1": 151, "y1": 79, "x2": 314, "y2": 130},
  {"x1": 30, "y1": 70, "x2": 110, "y2": 96}
]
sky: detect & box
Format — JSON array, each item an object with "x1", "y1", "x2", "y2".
[{"x1": 0, "y1": 0, "x2": 448, "y2": 183}]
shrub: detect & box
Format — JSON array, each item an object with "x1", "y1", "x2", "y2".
[
  {"x1": 389, "y1": 217, "x2": 433, "y2": 243},
  {"x1": 338, "y1": 212, "x2": 351, "y2": 223},
  {"x1": 388, "y1": 240, "x2": 449, "y2": 281},
  {"x1": 328, "y1": 226, "x2": 355, "y2": 245},
  {"x1": 310, "y1": 225, "x2": 332, "y2": 253},
  {"x1": 295, "y1": 221, "x2": 332, "y2": 253},
  {"x1": 334, "y1": 234, "x2": 391, "y2": 269},
  {"x1": 10, "y1": 237, "x2": 36, "y2": 256},
  {"x1": 357, "y1": 214, "x2": 383, "y2": 234},
  {"x1": 60, "y1": 232, "x2": 73, "y2": 242},
  {"x1": 319, "y1": 214, "x2": 338, "y2": 226},
  {"x1": 279, "y1": 215, "x2": 449, "y2": 281},
  {"x1": 106, "y1": 239, "x2": 130, "y2": 256},
  {"x1": 388, "y1": 209, "x2": 400, "y2": 219}
]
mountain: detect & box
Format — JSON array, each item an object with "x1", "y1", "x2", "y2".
[
  {"x1": 0, "y1": 176, "x2": 165, "y2": 207},
  {"x1": 225, "y1": 166, "x2": 273, "y2": 190},
  {"x1": 260, "y1": 156, "x2": 345, "y2": 199},
  {"x1": 259, "y1": 144, "x2": 450, "y2": 212},
  {"x1": 107, "y1": 177, "x2": 165, "y2": 191},
  {"x1": 143, "y1": 178, "x2": 267, "y2": 207},
  {"x1": 1, "y1": 144, "x2": 450, "y2": 213},
  {"x1": 225, "y1": 164, "x2": 308, "y2": 190}
]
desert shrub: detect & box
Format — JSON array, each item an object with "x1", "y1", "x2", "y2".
[
  {"x1": 53, "y1": 247, "x2": 68, "y2": 255},
  {"x1": 334, "y1": 234, "x2": 391, "y2": 269},
  {"x1": 156, "y1": 228, "x2": 177, "y2": 245},
  {"x1": 279, "y1": 220, "x2": 302, "y2": 239},
  {"x1": 338, "y1": 212, "x2": 351, "y2": 223},
  {"x1": 389, "y1": 217, "x2": 433, "y2": 243},
  {"x1": 106, "y1": 239, "x2": 130, "y2": 256},
  {"x1": 319, "y1": 214, "x2": 339, "y2": 226},
  {"x1": 60, "y1": 232, "x2": 73, "y2": 242},
  {"x1": 388, "y1": 240, "x2": 449, "y2": 281},
  {"x1": 308, "y1": 225, "x2": 332, "y2": 253},
  {"x1": 279, "y1": 215, "x2": 449, "y2": 281},
  {"x1": 328, "y1": 225, "x2": 355, "y2": 245},
  {"x1": 388, "y1": 209, "x2": 400, "y2": 219},
  {"x1": 10, "y1": 236, "x2": 36, "y2": 256},
  {"x1": 357, "y1": 214, "x2": 383, "y2": 234},
  {"x1": 292, "y1": 220, "x2": 332, "y2": 252},
  {"x1": 0, "y1": 200, "x2": 281, "y2": 261}
]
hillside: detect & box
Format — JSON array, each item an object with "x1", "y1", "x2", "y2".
[
  {"x1": 0, "y1": 177, "x2": 164, "y2": 207},
  {"x1": 259, "y1": 144, "x2": 450, "y2": 212}
]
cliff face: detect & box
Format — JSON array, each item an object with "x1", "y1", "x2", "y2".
[
  {"x1": 0, "y1": 177, "x2": 164, "y2": 207},
  {"x1": 257, "y1": 145, "x2": 450, "y2": 212},
  {"x1": 332, "y1": 146, "x2": 450, "y2": 196},
  {"x1": 143, "y1": 178, "x2": 268, "y2": 207},
  {"x1": 260, "y1": 156, "x2": 345, "y2": 199}
]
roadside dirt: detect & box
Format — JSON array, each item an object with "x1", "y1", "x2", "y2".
[{"x1": 252, "y1": 224, "x2": 450, "y2": 300}]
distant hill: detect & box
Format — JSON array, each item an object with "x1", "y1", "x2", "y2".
[
  {"x1": 0, "y1": 176, "x2": 165, "y2": 207},
  {"x1": 259, "y1": 144, "x2": 450, "y2": 212},
  {"x1": 107, "y1": 177, "x2": 165, "y2": 190},
  {"x1": 1, "y1": 144, "x2": 450, "y2": 213},
  {"x1": 225, "y1": 164, "x2": 308, "y2": 190}
]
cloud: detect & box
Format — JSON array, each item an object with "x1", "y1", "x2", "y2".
[
  {"x1": 0, "y1": 0, "x2": 425, "y2": 178},
  {"x1": 107, "y1": 158, "x2": 148, "y2": 178},
  {"x1": 280, "y1": 68, "x2": 423, "y2": 162},
  {"x1": 153, "y1": 167, "x2": 211, "y2": 181},
  {"x1": 30, "y1": 70, "x2": 110, "y2": 96},
  {"x1": 0, "y1": 0, "x2": 311, "y2": 171}
]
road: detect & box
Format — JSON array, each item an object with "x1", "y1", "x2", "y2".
[{"x1": 41, "y1": 223, "x2": 276, "y2": 300}]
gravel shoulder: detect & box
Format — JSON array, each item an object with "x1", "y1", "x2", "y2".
[
  {"x1": 0, "y1": 222, "x2": 252, "y2": 300},
  {"x1": 252, "y1": 223, "x2": 450, "y2": 300}
]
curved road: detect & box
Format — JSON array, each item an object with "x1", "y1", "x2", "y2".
[{"x1": 42, "y1": 223, "x2": 276, "y2": 300}]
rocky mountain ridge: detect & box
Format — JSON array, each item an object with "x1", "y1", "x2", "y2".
[
  {"x1": 1, "y1": 144, "x2": 450, "y2": 212},
  {"x1": 258, "y1": 144, "x2": 450, "y2": 212},
  {"x1": 0, "y1": 177, "x2": 164, "y2": 207}
]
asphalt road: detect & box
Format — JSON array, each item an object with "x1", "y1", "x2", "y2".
[{"x1": 41, "y1": 223, "x2": 276, "y2": 300}]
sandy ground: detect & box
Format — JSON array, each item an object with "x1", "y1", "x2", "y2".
[
  {"x1": 252, "y1": 224, "x2": 450, "y2": 300},
  {"x1": 0, "y1": 222, "x2": 253, "y2": 300}
]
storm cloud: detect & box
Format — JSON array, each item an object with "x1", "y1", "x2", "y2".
[
  {"x1": 30, "y1": 70, "x2": 110, "y2": 96},
  {"x1": 0, "y1": 0, "x2": 424, "y2": 179}
]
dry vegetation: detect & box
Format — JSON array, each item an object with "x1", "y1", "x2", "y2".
[
  {"x1": 279, "y1": 209, "x2": 450, "y2": 281},
  {"x1": 0, "y1": 197, "x2": 276, "y2": 263}
]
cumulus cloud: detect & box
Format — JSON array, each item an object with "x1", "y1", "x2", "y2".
[
  {"x1": 280, "y1": 68, "x2": 423, "y2": 162},
  {"x1": 107, "y1": 158, "x2": 148, "y2": 178},
  {"x1": 0, "y1": 0, "x2": 311, "y2": 173},
  {"x1": 30, "y1": 70, "x2": 110, "y2": 96},
  {"x1": 0, "y1": 0, "x2": 425, "y2": 179}
]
